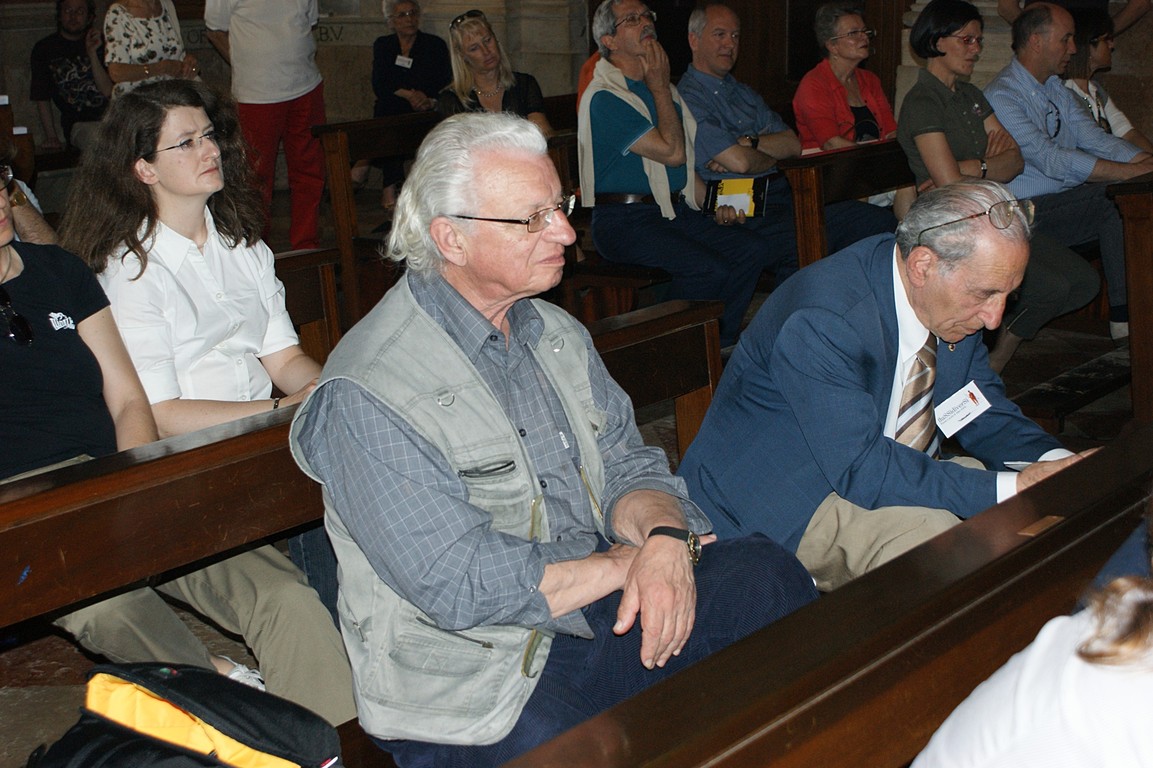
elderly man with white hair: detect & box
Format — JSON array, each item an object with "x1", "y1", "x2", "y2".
[{"x1": 289, "y1": 112, "x2": 816, "y2": 768}]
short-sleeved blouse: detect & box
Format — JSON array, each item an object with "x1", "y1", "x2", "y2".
[
  {"x1": 104, "y1": 0, "x2": 186, "y2": 97},
  {"x1": 897, "y1": 68, "x2": 995, "y2": 186},
  {"x1": 372, "y1": 31, "x2": 452, "y2": 118}
]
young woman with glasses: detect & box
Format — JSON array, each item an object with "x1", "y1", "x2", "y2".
[
  {"x1": 438, "y1": 9, "x2": 553, "y2": 137},
  {"x1": 898, "y1": 0, "x2": 1099, "y2": 372},
  {"x1": 56, "y1": 79, "x2": 356, "y2": 727},
  {"x1": 1063, "y1": 8, "x2": 1153, "y2": 154}
]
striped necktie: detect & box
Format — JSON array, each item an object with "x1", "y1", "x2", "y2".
[{"x1": 895, "y1": 335, "x2": 939, "y2": 457}]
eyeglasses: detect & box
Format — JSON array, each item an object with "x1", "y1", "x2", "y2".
[
  {"x1": 152, "y1": 130, "x2": 219, "y2": 156},
  {"x1": 1044, "y1": 99, "x2": 1062, "y2": 139},
  {"x1": 451, "y1": 194, "x2": 575, "y2": 233},
  {"x1": 0, "y1": 164, "x2": 12, "y2": 188},
  {"x1": 391, "y1": 9, "x2": 418, "y2": 19},
  {"x1": 451, "y1": 9, "x2": 485, "y2": 29},
  {"x1": 947, "y1": 33, "x2": 983, "y2": 47},
  {"x1": 829, "y1": 28, "x2": 876, "y2": 41},
  {"x1": 613, "y1": 10, "x2": 657, "y2": 30},
  {"x1": 1089, "y1": 33, "x2": 1114, "y2": 45},
  {"x1": 0, "y1": 283, "x2": 33, "y2": 346},
  {"x1": 916, "y1": 199, "x2": 1035, "y2": 246}
]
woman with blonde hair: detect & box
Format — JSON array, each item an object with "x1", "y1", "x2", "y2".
[{"x1": 437, "y1": 9, "x2": 552, "y2": 136}]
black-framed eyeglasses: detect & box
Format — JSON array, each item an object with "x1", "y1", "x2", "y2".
[
  {"x1": 1045, "y1": 99, "x2": 1062, "y2": 139},
  {"x1": 947, "y1": 33, "x2": 983, "y2": 47},
  {"x1": 152, "y1": 130, "x2": 219, "y2": 157},
  {"x1": 916, "y1": 199, "x2": 1034, "y2": 245},
  {"x1": 451, "y1": 9, "x2": 485, "y2": 28},
  {"x1": 450, "y1": 194, "x2": 575, "y2": 233},
  {"x1": 0, "y1": 163, "x2": 13, "y2": 188},
  {"x1": 829, "y1": 28, "x2": 876, "y2": 41},
  {"x1": 0, "y1": 283, "x2": 33, "y2": 346},
  {"x1": 391, "y1": 8, "x2": 418, "y2": 19},
  {"x1": 613, "y1": 10, "x2": 657, "y2": 30}
]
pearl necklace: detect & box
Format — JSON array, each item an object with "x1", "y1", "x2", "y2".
[{"x1": 475, "y1": 84, "x2": 504, "y2": 98}]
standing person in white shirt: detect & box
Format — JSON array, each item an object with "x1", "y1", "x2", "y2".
[
  {"x1": 204, "y1": 0, "x2": 326, "y2": 250},
  {"x1": 57, "y1": 80, "x2": 354, "y2": 726}
]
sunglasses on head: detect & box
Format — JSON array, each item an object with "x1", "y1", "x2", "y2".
[{"x1": 451, "y1": 9, "x2": 486, "y2": 29}]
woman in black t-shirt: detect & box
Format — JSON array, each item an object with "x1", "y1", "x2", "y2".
[{"x1": 0, "y1": 160, "x2": 155, "y2": 481}]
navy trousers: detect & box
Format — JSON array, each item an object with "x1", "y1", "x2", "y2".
[{"x1": 379, "y1": 534, "x2": 818, "y2": 768}]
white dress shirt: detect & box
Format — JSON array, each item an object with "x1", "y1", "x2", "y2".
[{"x1": 99, "y1": 209, "x2": 298, "y2": 404}]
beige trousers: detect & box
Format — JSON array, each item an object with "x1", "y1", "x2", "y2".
[{"x1": 795, "y1": 457, "x2": 983, "y2": 592}]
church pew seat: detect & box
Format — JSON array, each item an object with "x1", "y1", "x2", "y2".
[{"x1": 507, "y1": 424, "x2": 1153, "y2": 767}]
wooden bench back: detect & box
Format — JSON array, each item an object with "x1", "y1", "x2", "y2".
[
  {"x1": 0, "y1": 299, "x2": 721, "y2": 630},
  {"x1": 313, "y1": 112, "x2": 443, "y2": 327},
  {"x1": 507, "y1": 427, "x2": 1153, "y2": 767},
  {"x1": 275, "y1": 247, "x2": 343, "y2": 364},
  {"x1": 777, "y1": 140, "x2": 914, "y2": 269}
]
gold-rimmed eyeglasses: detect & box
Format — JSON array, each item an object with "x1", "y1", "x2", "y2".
[
  {"x1": 451, "y1": 194, "x2": 576, "y2": 233},
  {"x1": 829, "y1": 28, "x2": 876, "y2": 41},
  {"x1": 613, "y1": 10, "x2": 656, "y2": 30},
  {"x1": 916, "y1": 199, "x2": 1034, "y2": 246},
  {"x1": 391, "y1": 8, "x2": 418, "y2": 19},
  {"x1": 947, "y1": 33, "x2": 983, "y2": 47},
  {"x1": 152, "y1": 130, "x2": 219, "y2": 157}
]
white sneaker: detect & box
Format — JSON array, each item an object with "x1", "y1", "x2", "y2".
[
  {"x1": 1110, "y1": 321, "x2": 1130, "y2": 341},
  {"x1": 221, "y1": 656, "x2": 266, "y2": 691}
]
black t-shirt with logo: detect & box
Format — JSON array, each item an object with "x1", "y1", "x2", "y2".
[
  {"x1": 1, "y1": 242, "x2": 117, "y2": 479},
  {"x1": 29, "y1": 32, "x2": 109, "y2": 141}
]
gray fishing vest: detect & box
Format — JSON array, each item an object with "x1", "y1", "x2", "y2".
[{"x1": 290, "y1": 275, "x2": 607, "y2": 745}]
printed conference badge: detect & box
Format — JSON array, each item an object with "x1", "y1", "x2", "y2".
[{"x1": 934, "y1": 380, "x2": 990, "y2": 438}]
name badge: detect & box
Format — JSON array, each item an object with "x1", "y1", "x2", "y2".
[
  {"x1": 395, "y1": 55, "x2": 414, "y2": 69},
  {"x1": 934, "y1": 380, "x2": 991, "y2": 438}
]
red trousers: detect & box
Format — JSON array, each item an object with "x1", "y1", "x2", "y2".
[{"x1": 238, "y1": 82, "x2": 327, "y2": 250}]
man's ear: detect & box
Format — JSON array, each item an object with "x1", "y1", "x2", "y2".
[
  {"x1": 600, "y1": 33, "x2": 618, "y2": 57},
  {"x1": 905, "y1": 245, "x2": 937, "y2": 288},
  {"x1": 133, "y1": 157, "x2": 158, "y2": 186},
  {"x1": 430, "y1": 216, "x2": 467, "y2": 268},
  {"x1": 688, "y1": 32, "x2": 700, "y2": 55}
]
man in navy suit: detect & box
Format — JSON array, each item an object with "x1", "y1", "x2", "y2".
[{"x1": 679, "y1": 179, "x2": 1089, "y2": 591}]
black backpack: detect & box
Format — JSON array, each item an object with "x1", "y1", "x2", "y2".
[{"x1": 27, "y1": 663, "x2": 342, "y2": 768}]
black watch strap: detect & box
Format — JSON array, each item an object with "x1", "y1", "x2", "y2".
[{"x1": 648, "y1": 526, "x2": 702, "y2": 565}]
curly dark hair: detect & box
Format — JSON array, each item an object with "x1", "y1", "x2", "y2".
[
  {"x1": 1065, "y1": 8, "x2": 1114, "y2": 81},
  {"x1": 60, "y1": 79, "x2": 265, "y2": 276}
]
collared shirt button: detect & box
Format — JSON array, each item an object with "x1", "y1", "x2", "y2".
[
  {"x1": 236, "y1": 358, "x2": 243, "y2": 365},
  {"x1": 539, "y1": 479, "x2": 547, "y2": 489},
  {"x1": 238, "y1": 394, "x2": 249, "y2": 401},
  {"x1": 518, "y1": 428, "x2": 527, "y2": 437},
  {"x1": 215, "y1": 292, "x2": 224, "y2": 300}
]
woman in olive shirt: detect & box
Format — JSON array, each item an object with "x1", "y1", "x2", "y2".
[{"x1": 898, "y1": 0, "x2": 1098, "y2": 372}]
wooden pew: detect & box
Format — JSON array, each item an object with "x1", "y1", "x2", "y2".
[
  {"x1": 313, "y1": 111, "x2": 442, "y2": 328},
  {"x1": 0, "y1": 298, "x2": 723, "y2": 764},
  {"x1": 1109, "y1": 171, "x2": 1153, "y2": 424},
  {"x1": 777, "y1": 140, "x2": 914, "y2": 269},
  {"x1": 508, "y1": 425, "x2": 1153, "y2": 767},
  {"x1": 276, "y1": 247, "x2": 343, "y2": 365}
]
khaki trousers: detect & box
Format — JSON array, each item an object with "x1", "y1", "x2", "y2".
[{"x1": 795, "y1": 457, "x2": 982, "y2": 592}]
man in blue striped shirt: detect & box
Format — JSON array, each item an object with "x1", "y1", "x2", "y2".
[{"x1": 984, "y1": 2, "x2": 1152, "y2": 340}]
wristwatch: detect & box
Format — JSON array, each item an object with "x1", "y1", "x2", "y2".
[
  {"x1": 739, "y1": 133, "x2": 759, "y2": 150},
  {"x1": 649, "y1": 526, "x2": 702, "y2": 565},
  {"x1": 979, "y1": 159, "x2": 988, "y2": 179}
]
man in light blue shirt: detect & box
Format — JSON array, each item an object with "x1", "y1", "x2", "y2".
[
  {"x1": 984, "y1": 2, "x2": 1152, "y2": 339},
  {"x1": 677, "y1": 3, "x2": 895, "y2": 265}
]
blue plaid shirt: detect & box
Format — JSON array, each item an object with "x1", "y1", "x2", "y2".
[
  {"x1": 294, "y1": 273, "x2": 706, "y2": 637},
  {"x1": 984, "y1": 58, "x2": 1142, "y2": 199}
]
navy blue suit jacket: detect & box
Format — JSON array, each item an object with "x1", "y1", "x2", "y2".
[{"x1": 678, "y1": 234, "x2": 1063, "y2": 552}]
